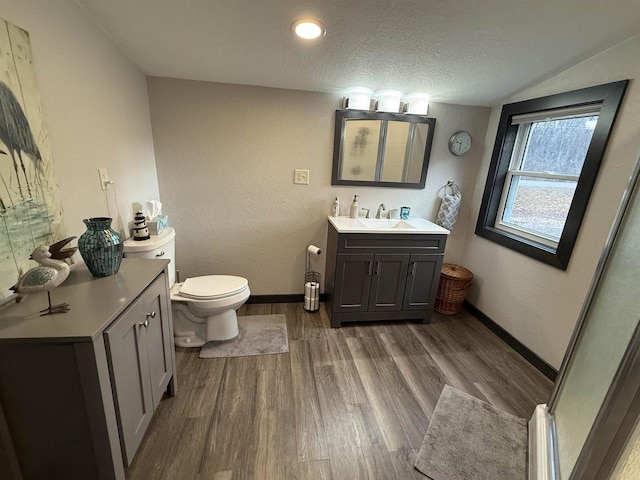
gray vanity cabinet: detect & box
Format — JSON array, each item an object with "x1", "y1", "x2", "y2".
[
  {"x1": 325, "y1": 223, "x2": 446, "y2": 327},
  {"x1": 143, "y1": 277, "x2": 174, "y2": 410},
  {"x1": 334, "y1": 253, "x2": 373, "y2": 312},
  {"x1": 369, "y1": 254, "x2": 412, "y2": 311},
  {"x1": 333, "y1": 254, "x2": 415, "y2": 313},
  {"x1": 105, "y1": 273, "x2": 173, "y2": 466},
  {"x1": 402, "y1": 254, "x2": 442, "y2": 310},
  {"x1": 105, "y1": 297, "x2": 154, "y2": 466},
  {"x1": 0, "y1": 259, "x2": 176, "y2": 480}
]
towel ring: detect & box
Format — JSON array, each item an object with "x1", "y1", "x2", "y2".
[{"x1": 444, "y1": 180, "x2": 460, "y2": 195}]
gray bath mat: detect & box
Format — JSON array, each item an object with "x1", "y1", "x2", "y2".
[
  {"x1": 414, "y1": 385, "x2": 527, "y2": 480},
  {"x1": 199, "y1": 314, "x2": 289, "y2": 358}
]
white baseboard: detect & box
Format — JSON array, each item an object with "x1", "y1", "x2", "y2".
[{"x1": 529, "y1": 404, "x2": 555, "y2": 480}]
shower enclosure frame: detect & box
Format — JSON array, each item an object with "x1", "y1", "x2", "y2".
[{"x1": 538, "y1": 152, "x2": 640, "y2": 480}]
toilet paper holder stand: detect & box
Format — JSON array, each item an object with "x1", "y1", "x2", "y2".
[{"x1": 304, "y1": 245, "x2": 322, "y2": 312}]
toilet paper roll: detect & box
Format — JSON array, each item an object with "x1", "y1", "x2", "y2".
[
  {"x1": 307, "y1": 245, "x2": 322, "y2": 256},
  {"x1": 305, "y1": 295, "x2": 319, "y2": 311},
  {"x1": 305, "y1": 281, "x2": 319, "y2": 298}
]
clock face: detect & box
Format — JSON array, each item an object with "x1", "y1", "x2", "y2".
[{"x1": 449, "y1": 131, "x2": 472, "y2": 156}]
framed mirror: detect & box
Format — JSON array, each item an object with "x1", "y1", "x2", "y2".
[{"x1": 331, "y1": 110, "x2": 436, "y2": 189}]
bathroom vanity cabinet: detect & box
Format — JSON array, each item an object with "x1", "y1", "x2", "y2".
[
  {"x1": 0, "y1": 259, "x2": 176, "y2": 480},
  {"x1": 325, "y1": 219, "x2": 448, "y2": 327}
]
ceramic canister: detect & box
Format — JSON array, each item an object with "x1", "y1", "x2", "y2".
[{"x1": 78, "y1": 217, "x2": 123, "y2": 277}]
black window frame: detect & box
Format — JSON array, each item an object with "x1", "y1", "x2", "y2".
[{"x1": 475, "y1": 81, "x2": 628, "y2": 270}]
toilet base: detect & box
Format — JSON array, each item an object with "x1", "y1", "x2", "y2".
[
  {"x1": 206, "y1": 309, "x2": 239, "y2": 341},
  {"x1": 173, "y1": 303, "x2": 240, "y2": 348},
  {"x1": 174, "y1": 332, "x2": 206, "y2": 348}
]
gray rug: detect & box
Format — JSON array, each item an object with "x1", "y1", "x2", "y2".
[
  {"x1": 414, "y1": 385, "x2": 527, "y2": 480},
  {"x1": 199, "y1": 314, "x2": 289, "y2": 358}
]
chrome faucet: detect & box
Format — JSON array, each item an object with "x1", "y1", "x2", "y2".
[{"x1": 376, "y1": 203, "x2": 388, "y2": 219}]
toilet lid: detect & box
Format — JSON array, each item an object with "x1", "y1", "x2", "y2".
[{"x1": 178, "y1": 275, "x2": 248, "y2": 300}]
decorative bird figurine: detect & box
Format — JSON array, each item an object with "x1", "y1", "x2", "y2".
[{"x1": 10, "y1": 236, "x2": 77, "y2": 315}]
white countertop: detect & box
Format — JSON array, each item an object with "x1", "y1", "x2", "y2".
[{"x1": 328, "y1": 216, "x2": 450, "y2": 234}]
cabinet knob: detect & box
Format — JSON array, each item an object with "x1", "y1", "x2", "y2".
[
  {"x1": 139, "y1": 318, "x2": 149, "y2": 328},
  {"x1": 147, "y1": 311, "x2": 157, "y2": 319},
  {"x1": 155, "y1": 251, "x2": 165, "y2": 257}
]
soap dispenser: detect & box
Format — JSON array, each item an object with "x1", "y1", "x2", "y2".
[
  {"x1": 332, "y1": 197, "x2": 340, "y2": 217},
  {"x1": 349, "y1": 195, "x2": 360, "y2": 219}
]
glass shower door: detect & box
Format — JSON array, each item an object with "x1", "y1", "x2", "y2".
[{"x1": 548, "y1": 155, "x2": 640, "y2": 479}]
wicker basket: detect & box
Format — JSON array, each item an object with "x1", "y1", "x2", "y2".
[{"x1": 434, "y1": 263, "x2": 473, "y2": 315}]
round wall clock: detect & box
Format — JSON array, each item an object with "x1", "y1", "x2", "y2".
[{"x1": 449, "y1": 131, "x2": 472, "y2": 156}]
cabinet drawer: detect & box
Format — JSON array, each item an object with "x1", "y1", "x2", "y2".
[{"x1": 337, "y1": 233, "x2": 446, "y2": 254}]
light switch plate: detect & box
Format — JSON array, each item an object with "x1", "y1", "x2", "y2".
[{"x1": 294, "y1": 169, "x2": 309, "y2": 185}]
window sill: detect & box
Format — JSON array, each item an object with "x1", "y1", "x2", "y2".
[{"x1": 475, "y1": 224, "x2": 567, "y2": 269}]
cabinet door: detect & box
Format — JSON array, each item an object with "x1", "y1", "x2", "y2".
[
  {"x1": 369, "y1": 254, "x2": 410, "y2": 311},
  {"x1": 334, "y1": 254, "x2": 374, "y2": 312},
  {"x1": 104, "y1": 298, "x2": 153, "y2": 466},
  {"x1": 142, "y1": 274, "x2": 173, "y2": 409},
  {"x1": 402, "y1": 254, "x2": 442, "y2": 310}
]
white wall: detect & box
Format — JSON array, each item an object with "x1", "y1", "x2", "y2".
[
  {"x1": 461, "y1": 36, "x2": 640, "y2": 369},
  {"x1": 611, "y1": 415, "x2": 640, "y2": 479},
  {"x1": 147, "y1": 78, "x2": 489, "y2": 295},
  {"x1": 0, "y1": 0, "x2": 159, "y2": 239}
]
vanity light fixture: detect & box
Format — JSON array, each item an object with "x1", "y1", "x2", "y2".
[
  {"x1": 376, "y1": 90, "x2": 402, "y2": 112},
  {"x1": 292, "y1": 19, "x2": 326, "y2": 40},
  {"x1": 404, "y1": 93, "x2": 431, "y2": 115},
  {"x1": 342, "y1": 87, "x2": 432, "y2": 114},
  {"x1": 343, "y1": 87, "x2": 372, "y2": 110}
]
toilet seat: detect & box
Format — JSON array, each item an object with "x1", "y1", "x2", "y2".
[{"x1": 177, "y1": 275, "x2": 249, "y2": 300}]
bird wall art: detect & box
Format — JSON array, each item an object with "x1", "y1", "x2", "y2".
[{"x1": 0, "y1": 17, "x2": 67, "y2": 302}]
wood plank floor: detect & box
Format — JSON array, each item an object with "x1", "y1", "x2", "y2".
[{"x1": 126, "y1": 304, "x2": 553, "y2": 479}]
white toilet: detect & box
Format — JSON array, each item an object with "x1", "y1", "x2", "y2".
[{"x1": 123, "y1": 228, "x2": 250, "y2": 348}]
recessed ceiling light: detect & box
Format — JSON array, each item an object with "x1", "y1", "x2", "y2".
[{"x1": 292, "y1": 19, "x2": 326, "y2": 40}]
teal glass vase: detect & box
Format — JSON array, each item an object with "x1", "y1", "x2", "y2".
[{"x1": 78, "y1": 217, "x2": 123, "y2": 277}]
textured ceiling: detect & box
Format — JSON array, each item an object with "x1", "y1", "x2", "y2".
[{"x1": 75, "y1": 0, "x2": 640, "y2": 106}]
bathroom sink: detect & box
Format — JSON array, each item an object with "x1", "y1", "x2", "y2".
[
  {"x1": 328, "y1": 216, "x2": 450, "y2": 234},
  {"x1": 360, "y1": 219, "x2": 416, "y2": 229}
]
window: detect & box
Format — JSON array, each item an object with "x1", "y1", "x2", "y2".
[
  {"x1": 496, "y1": 106, "x2": 599, "y2": 247},
  {"x1": 476, "y1": 81, "x2": 628, "y2": 269}
]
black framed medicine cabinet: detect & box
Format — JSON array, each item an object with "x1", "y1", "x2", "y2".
[{"x1": 331, "y1": 110, "x2": 436, "y2": 189}]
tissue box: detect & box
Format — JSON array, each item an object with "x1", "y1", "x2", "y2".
[{"x1": 147, "y1": 215, "x2": 169, "y2": 235}]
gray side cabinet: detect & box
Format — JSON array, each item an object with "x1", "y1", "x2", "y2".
[
  {"x1": 0, "y1": 259, "x2": 177, "y2": 480},
  {"x1": 325, "y1": 223, "x2": 446, "y2": 327},
  {"x1": 105, "y1": 273, "x2": 173, "y2": 466}
]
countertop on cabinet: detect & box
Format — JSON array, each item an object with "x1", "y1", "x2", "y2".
[
  {"x1": 328, "y1": 216, "x2": 450, "y2": 234},
  {"x1": 0, "y1": 258, "x2": 169, "y2": 344}
]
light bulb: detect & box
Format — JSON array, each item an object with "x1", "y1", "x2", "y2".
[{"x1": 292, "y1": 19, "x2": 326, "y2": 40}]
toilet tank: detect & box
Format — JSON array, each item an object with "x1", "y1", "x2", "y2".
[{"x1": 123, "y1": 227, "x2": 176, "y2": 286}]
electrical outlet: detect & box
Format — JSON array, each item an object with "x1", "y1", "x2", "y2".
[
  {"x1": 294, "y1": 169, "x2": 309, "y2": 185},
  {"x1": 98, "y1": 168, "x2": 109, "y2": 190}
]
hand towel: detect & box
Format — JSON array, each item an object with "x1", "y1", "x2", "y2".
[{"x1": 435, "y1": 182, "x2": 462, "y2": 230}]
